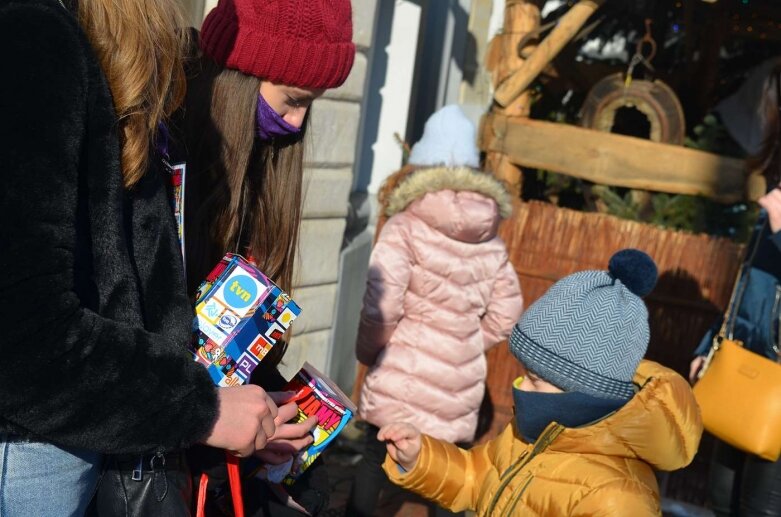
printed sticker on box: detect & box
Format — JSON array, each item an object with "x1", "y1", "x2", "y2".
[
  {"x1": 219, "y1": 373, "x2": 243, "y2": 387},
  {"x1": 190, "y1": 254, "x2": 302, "y2": 389},
  {"x1": 279, "y1": 307, "x2": 297, "y2": 329},
  {"x1": 264, "y1": 321, "x2": 286, "y2": 342},
  {"x1": 235, "y1": 352, "x2": 259, "y2": 380},
  {"x1": 248, "y1": 335, "x2": 274, "y2": 361},
  {"x1": 217, "y1": 310, "x2": 241, "y2": 335},
  {"x1": 214, "y1": 270, "x2": 267, "y2": 318},
  {"x1": 198, "y1": 298, "x2": 226, "y2": 324},
  {"x1": 196, "y1": 340, "x2": 223, "y2": 366},
  {"x1": 197, "y1": 316, "x2": 228, "y2": 346}
]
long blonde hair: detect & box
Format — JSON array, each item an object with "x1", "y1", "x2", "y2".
[{"x1": 77, "y1": 0, "x2": 189, "y2": 188}]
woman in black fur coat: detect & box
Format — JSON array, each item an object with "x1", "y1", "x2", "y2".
[{"x1": 0, "y1": 1, "x2": 279, "y2": 514}]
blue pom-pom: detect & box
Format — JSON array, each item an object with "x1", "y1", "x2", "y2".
[{"x1": 608, "y1": 249, "x2": 658, "y2": 297}]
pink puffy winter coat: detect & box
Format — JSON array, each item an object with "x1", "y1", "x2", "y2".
[{"x1": 357, "y1": 166, "x2": 523, "y2": 443}]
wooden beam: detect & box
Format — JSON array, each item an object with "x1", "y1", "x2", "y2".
[
  {"x1": 494, "y1": 0, "x2": 604, "y2": 107},
  {"x1": 480, "y1": 114, "x2": 756, "y2": 203},
  {"x1": 484, "y1": 1, "x2": 541, "y2": 194}
]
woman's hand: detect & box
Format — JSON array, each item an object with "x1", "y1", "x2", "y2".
[
  {"x1": 255, "y1": 393, "x2": 318, "y2": 465},
  {"x1": 689, "y1": 356, "x2": 706, "y2": 385},
  {"x1": 204, "y1": 385, "x2": 279, "y2": 457},
  {"x1": 758, "y1": 185, "x2": 781, "y2": 234},
  {"x1": 378, "y1": 422, "x2": 422, "y2": 472}
]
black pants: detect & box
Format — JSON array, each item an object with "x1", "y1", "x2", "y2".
[
  {"x1": 707, "y1": 440, "x2": 781, "y2": 516},
  {"x1": 346, "y1": 425, "x2": 464, "y2": 517}
]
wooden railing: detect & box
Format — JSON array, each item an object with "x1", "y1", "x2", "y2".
[{"x1": 480, "y1": 114, "x2": 764, "y2": 203}]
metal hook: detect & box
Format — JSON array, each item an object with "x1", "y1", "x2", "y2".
[
  {"x1": 636, "y1": 18, "x2": 657, "y2": 64},
  {"x1": 624, "y1": 19, "x2": 658, "y2": 89}
]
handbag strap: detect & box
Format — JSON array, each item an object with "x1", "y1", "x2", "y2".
[
  {"x1": 194, "y1": 457, "x2": 245, "y2": 517},
  {"x1": 196, "y1": 474, "x2": 209, "y2": 517},
  {"x1": 720, "y1": 213, "x2": 769, "y2": 340},
  {"x1": 226, "y1": 453, "x2": 245, "y2": 517}
]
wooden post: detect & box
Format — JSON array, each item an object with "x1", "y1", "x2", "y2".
[
  {"x1": 494, "y1": 0, "x2": 605, "y2": 107},
  {"x1": 483, "y1": 0, "x2": 541, "y2": 195}
]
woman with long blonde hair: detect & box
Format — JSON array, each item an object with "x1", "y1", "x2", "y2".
[{"x1": 0, "y1": 0, "x2": 280, "y2": 514}]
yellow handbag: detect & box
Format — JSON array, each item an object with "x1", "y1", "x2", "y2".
[{"x1": 693, "y1": 218, "x2": 781, "y2": 462}]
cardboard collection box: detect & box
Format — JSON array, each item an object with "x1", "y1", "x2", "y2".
[
  {"x1": 191, "y1": 253, "x2": 301, "y2": 387},
  {"x1": 281, "y1": 362, "x2": 356, "y2": 484},
  {"x1": 190, "y1": 254, "x2": 355, "y2": 487}
]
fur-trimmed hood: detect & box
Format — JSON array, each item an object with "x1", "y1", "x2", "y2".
[{"x1": 384, "y1": 166, "x2": 512, "y2": 219}]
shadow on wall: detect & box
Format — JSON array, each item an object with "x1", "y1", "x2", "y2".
[
  {"x1": 328, "y1": 233, "x2": 373, "y2": 394},
  {"x1": 647, "y1": 268, "x2": 719, "y2": 509},
  {"x1": 645, "y1": 268, "x2": 720, "y2": 378},
  {"x1": 352, "y1": 0, "x2": 396, "y2": 194},
  {"x1": 406, "y1": 0, "x2": 479, "y2": 146},
  {"x1": 474, "y1": 384, "x2": 495, "y2": 443},
  {"x1": 354, "y1": 0, "x2": 480, "y2": 194}
]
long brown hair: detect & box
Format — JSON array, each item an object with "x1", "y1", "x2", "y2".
[
  {"x1": 77, "y1": 0, "x2": 189, "y2": 188},
  {"x1": 750, "y1": 63, "x2": 781, "y2": 188},
  {"x1": 182, "y1": 58, "x2": 307, "y2": 296}
]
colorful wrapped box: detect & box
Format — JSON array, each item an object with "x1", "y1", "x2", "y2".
[
  {"x1": 281, "y1": 362, "x2": 356, "y2": 484},
  {"x1": 191, "y1": 253, "x2": 301, "y2": 387}
]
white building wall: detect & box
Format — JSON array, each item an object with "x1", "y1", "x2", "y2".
[
  {"x1": 366, "y1": 1, "x2": 422, "y2": 195},
  {"x1": 283, "y1": 1, "x2": 378, "y2": 379}
]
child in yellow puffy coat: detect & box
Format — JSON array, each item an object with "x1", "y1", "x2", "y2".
[{"x1": 380, "y1": 250, "x2": 704, "y2": 516}]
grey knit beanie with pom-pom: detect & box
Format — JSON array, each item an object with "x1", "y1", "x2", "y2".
[{"x1": 509, "y1": 249, "x2": 658, "y2": 400}]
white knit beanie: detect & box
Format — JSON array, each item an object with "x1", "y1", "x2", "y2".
[{"x1": 408, "y1": 105, "x2": 480, "y2": 168}]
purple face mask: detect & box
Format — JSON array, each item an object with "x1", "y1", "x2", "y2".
[{"x1": 256, "y1": 93, "x2": 301, "y2": 141}]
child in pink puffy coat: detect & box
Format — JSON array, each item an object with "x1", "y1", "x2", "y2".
[{"x1": 347, "y1": 105, "x2": 523, "y2": 516}]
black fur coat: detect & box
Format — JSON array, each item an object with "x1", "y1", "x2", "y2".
[{"x1": 0, "y1": 0, "x2": 218, "y2": 455}]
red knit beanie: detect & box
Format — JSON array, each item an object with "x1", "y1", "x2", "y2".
[{"x1": 200, "y1": 0, "x2": 355, "y2": 89}]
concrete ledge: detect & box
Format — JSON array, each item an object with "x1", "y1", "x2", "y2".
[
  {"x1": 308, "y1": 100, "x2": 360, "y2": 166},
  {"x1": 302, "y1": 168, "x2": 352, "y2": 218},
  {"x1": 282, "y1": 329, "x2": 331, "y2": 379},
  {"x1": 290, "y1": 283, "x2": 338, "y2": 335},
  {"x1": 324, "y1": 53, "x2": 367, "y2": 102},
  {"x1": 294, "y1": 218, "x2": 347, "y2": 287},
  {"x1": 326, "y1": 228, "x2": 372, "y2": 388},
  {"x1": 353, "y1": 0, "x2": 378, "y2": 49}
]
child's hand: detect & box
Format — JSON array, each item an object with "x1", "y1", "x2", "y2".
[{"x1": 378, "y1": 423, "x2": 422, "y2": 471}]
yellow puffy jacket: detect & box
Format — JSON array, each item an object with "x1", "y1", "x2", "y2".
[{"x1": 383, "y1": 361, "x2": 703, "y2": 516}]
